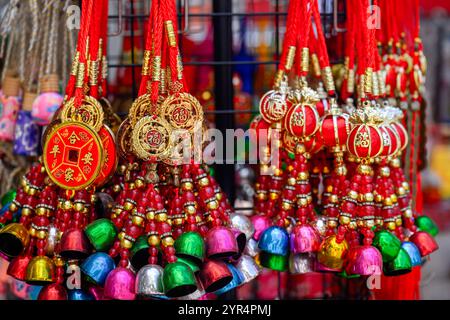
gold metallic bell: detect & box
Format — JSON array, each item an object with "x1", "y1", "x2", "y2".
[
  {"x1": 0, "y1": 223, "x2": 30, "y2": 258},
  {"x1": 317, "y1": 235, "x2": 348, "y2": 271},
  {"x1": 25, "y1": 256, "x2": 56, "y2": 285}
]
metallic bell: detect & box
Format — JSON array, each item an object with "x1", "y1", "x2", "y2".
[
  {"x1": 205, "y1": 226, "x2": 239, "y2": 259},
  {"x1": 345, "y1": 245, "x2": 382, "y2": 276},
  {"x1": 317, "y1": 235, "x2": 348, "y2": 271},
  {"x1": 84, "y1": 218, "x2": 117, "y2": 251},
  {"x1": 177, "y1": 256, "x2": 200, "y2": 273},
  {"x1": 231, "y1": 228, "x2": 247, "y2": 256},
  {"x1": 230, "y1": 213, "x2": 255, "y2": 240},
  {"x1": 234, "y1": 254, "x2": 261, "y2": 283},
  {"x1": 68, "y1": 289, "x2": 95, "y2": 300},
  {"x1": 258, "y1": 226, "x2": 290, "y2": 256},
  {"x1": 60, "y1": 228, "x2": 91, "y2": 260},
  {"x1": 38, "y1": 283, "x2": 68, "y2": 300},
  {"x1": 174, "y1": 231, "x2": 205, "y2": 265},
  {"x1": 104, "y1": 267, "x2": 136, "y2": 300},
  {"x1": 45, "y1": 225, "x2": 59, "y2": 256},
  {"x1": 177, "y1": 276, "x2": 206, "y2": 300},
  {"x1": 250, "y1": 215, "x2": 272, "y2": 241},
  {"x1": 163, "y1": 261, "x2": 197, "y2": 298},
  {"x1": 259, "y1": 251, "x2": 288, "y2": 271},
  {"x1": 290, "y1": 224, "x2": 321, "y2": 254},
  {"x1": 410, "y1": 231, "x2": 439, "y2": 257},
  {"x1": 0, "y1": 223, "x2": 30, "y2": 258},
  {"x1": 130, "y1": 235, "x2": 150, "y2": 271},
  {"x1": 315, "y1": 261, "x2": 341, "y2": 273},
  {"x1": 244, "y1": 238, "x2": 260, "y2": 257},
  {"x1": 25, "y1": 255, "x2": 56, "y2": 285},
  {"x1": 415, "y1": 215, "x2": 439, "y2": 237},
  {"x1": 81, "y1": 252, "x2": 115, "y2": 286},
  {"x1": 214, "y1": 264, "x2": 244, "y2": 295},
  {"x1": 401, "y1": 241, "x2": 422, "y2": 267},
  {"x1": 135, "y1": 264, "x2": 164, "y2": 297},
  {"x1": 199, "y1": 259, "x2": 233, "y2": 293},
  {"x1": 384, "y1": 248, "x2": 412, "y2": 276},
  {"x1": 372, "y1": 230, "x2": 401, "y2": 262},
  {"x1": 7, "y1": 254, "x2": 32, "y2": 281},
  {"x1": 311, "y1": 216, "x2": 327, "y2": 237},
  {"x1": 289, "y1": 253, "x2": 316, "y2": 274}
]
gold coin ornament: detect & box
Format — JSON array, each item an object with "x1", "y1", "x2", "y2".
[
  {"x1": 43, "y1": 122, "x2": 103, "y2": 190},
  {"x1": 60, "y1": 96, "x2": 105, "y2": 132},
  {"x1": 161, "y1": 93, "x2": 203, "y2": 131},
  {"x1": 131, "y1": 115, "x2": 173, "y2": 161}
]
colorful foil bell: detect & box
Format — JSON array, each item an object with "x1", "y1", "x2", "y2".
[
  {"x1": 80, "y1": 252, "x2": 115, "y2": 286},
  {"x1": 290, "y1": 224, "x2": 321, "y2": 254},
  {"x1": 258, "y1": 226, "x2": 289, "y2": 256},
  {"x1": 25, "y1": 255, "x2": 56, "y2": 285},
  {"x1": 135, "y1": 264, "x2": 164, "y2": 297},
  {"x1": 205, "y1": 226, "x2": 239, "y2": 259},
  {"x1": 38, "y1": 283, "x2": 68, "y2": 300},
  {"x1": 409, "y1": 231, "x2": 439, "y2": 257},
  {"x1": 231, "y1": 228, "x2": 247, "y2": 257},
  {"x1": 250, "y1": 215, "x2": 272, "y2": 241},
  {"x1": 7, "y1": 254, "x2": 32, "y2": 281},
  {"x1": 0, "y1": 223, "x2": 30, "y2": 258},
  {"x1": 68, "y1": 289, "x2": 95, "y2": 301},
  {"x1": 130, "y1": 235, "x2": 151, "y2": 271},
  {"x1": 214, "y1": 264, "x2": 244, "y2": 295},
  {"x1": 384, "y1": 248, "x2": 412, "y2": 276},
  {"x1": 230, "y1": 213, "x2": 255, "y2": 241},
  {"x1": 174, "y1": 231, "x2": 205, "y2": 265},
  {"x1": 104, "y1": 267, "x2": 136, "y2": 300},
  {"x1": 84, "y1": 218, "x2": 117, "y2": 252},
  {"x1": 163, "y1": 262, "x2": 197, "y2": 298},
  {"x1": 345, "y1": 245, "x2": 382, "y2": 276},
  {"x1": 234, "y1": 254, "x2": 262, "y2": 284},
  {"x1": 259, "y1": 251, "x2": 288, "y2": 272},
  {"x1": 177, "y1": 256, "x2": 200, "y2": 274},
  {"x1": 415, "y1": 216, "x2": 439, "y2": 237},
  {"x1": 59, "y1": 228, "x2": 92, "y2": 260},
  {"x1": 177, "y1": 277, "x2": 206, "y2": 301},
  {"x1": 199, "y1": 259, "x2": 233, "y2": 293},
  {"x1": 372, "y1": 230, "x2": 402, "y2": 262},
  {"x1": 401, "y1": 241, "x2": 422, "y2": 267},
  {"x1": 243, "y1": 238, "x2": 260, "y2": 257},
  {"x1": 317, "y1": 235, "x2": 348, "y2": 271},
  {"x1": 289, "y1": 253, "x2": 316, "y2": 274}
]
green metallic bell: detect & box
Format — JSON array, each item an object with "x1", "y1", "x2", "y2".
[
  {"x1": 337, "y1": 270, "x2": 360, "y2": 279},
  {"x1": 259, "y1": 251, "x2": 288, "y2": 272},
  {"x1": 372, "y1": 230, "x2": 401, "y2": 263},
  {"x1": 130, "y1": 236, "x2": 150, "y2": 270},
  {"x1": 84, "y1": 218, "x2": 117, "y2": 251},
  {"x1": 163, "y1": 262, "x2": 197, "y2": 298},
  {"x1": 1, "y1": 189, "x2": 16, "y2": 206},
  {"x1": 384, "y1": 248, "x2": 412, "y2": 276},
  {"x1": 174, "y1": 232, "x2": 205, "y2": 265},
  {"x1": 415, "y1": 216, "x2": 439, "y2": 237}
]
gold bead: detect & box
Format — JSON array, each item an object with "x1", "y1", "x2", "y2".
[
  {"x1": 390, "y1": 194, "x2": 398, "y2": 203},
  {"x1": 113, "y1": 185, "x2": 121, "y2": 193},
  {"x1": 349, "y1": 221, "x2": 358, "y2": 230},
  {"x1": 22, "y1": 207, "x2": 32, "y2": 217},
  {"x1": 391, "y1": 158, "x2": 401, "y2": 168},
  {"x1": 215, "y1": 193, "x2": 223, "y2": 201},
  {"x1": 386, "y1": 222, "x2": 396, "y2": 231},
  {"x1": 199, "y1": 177, "x2": 209, "y2": 187},
  {"x1": 146, "y1": 211, "x2": 155, "y2": 220},
  {"x1": 329, "y1": 195, "x2": 339, "y2": 203},
  {"x1": 257, "y1": 192, "x2": 267, "y2": 201},
  {"x1": 37, "y1": 230, "x2": 47, "y2": 239},
  {"x1": 148, "y1": 235, "x2": 160, "y2": 247},
  {"x1": 357, "y1": 164, "x2": 372, "y2": 175},
  {"x1": 185, "y1": 205, "x2": 196, "y2": 215},
  {"x1": 287, "y1": 177, "x2": 296, "y2": 186},
  {"x1": 384, "y1": 198, "x2": 393, "y2": 206},
  {"x1": 348, "y1": 190, "x2": 358, "y2": 200},
  {"x1": 54, "y1": 257, "x2": 65, "y2": 267},
  {"x1": 281, "y1": 202, "x2": 292, "y2": 211},
  {"x1": 174, "y1": 218, "x2": 184, "y2": 225},
  {"x1": 63, "y1": 201, "x2": 72, "y2": 210},
  {"x1": 335, "y1": 166, "x2": 347, "y2": 176},
  {"x1": 30, "y1": 228, "x2": 37, "y2": 237},
  {"x1": 375, "y1": 218, "x2": 383, "y2": 226},
  {"x1": 395, "y1": 218, "x2": 402, "y2": 226},
  {"x1": 364, "y1": 193, "x2": 374, "y2": 202},
  {"x1": 326, "y1": 185, "x2": 333, "y2": 193},
  {"x1": 135, "y1": 179, "x2": 144, "y2": 189},
  {"x1": 156, "y1": 213, "x2": 168, "y2": 222},
  {"x1": 269, "y1": 192, "x2": 279, "y2": 201},
  {"x1": 339, "y1": 216, "x2": 350, "y2": 225},
  {"x1": 402, "y1": 182, "x2": 410, "y2": 191},
  {"x1": 298, "y1": 198, "x2": 308, "y2": 207},
  {"x1": 29, "y1": 188, "x2": 37, "y2": 196},
  {"x1": 365, "y1": 219, "x2": 375, "y2": 228},
  {"x1": 124, "y1": 201, "x2": 134, "y2": 211},
  {"x1": 380, "y1": 167, "x2": 390, "y2": 177},
  {"x1": 121, "y1": 239, "x2": 133, "y2": 249},
  {"x1": 273, "y1": 168, "x2": 283, "y2": 176},
  {"x1": 327, "y1": 220, "x2": 338, "y2": 228},
  {"x1": 74, "y1": 202, "x2": 85, "y2": 212},
  {"x1": 132, "y1": 215, "x2": 144, "y2": 226},
  {"x1": 207, "y1": 200, "x2": 218, "y2": 210},
  {"x1": 24, "y1": 185, "x2": 30, "y2": 194},
  {"x1": 118, "y1": 232, "x2": 125, "y2": 241},
  {"x1": 296, "y1": 144, "x2": 306, "y2": 154},
  {"x1": 404, "y1": 209, "x2": 413, "y2": 218},
  {"x1": 375, "y1": 194, "x2": 383, "y2": 202},
  {"x1": 397, "y1": 187, "x2": 406, "y2": 196},
  {"x1": 298, "y1": 172, "x2": 309, "y2": 181},
  {"x1": 9, "y1": 203, "x2": 18, "y2": 212},
  {"x1": 183, "y1": 182, "x2": 194, "y2": 191},
  {"x1": 162, "y1": 237, "x2": 174, "y2": 247},
  {"x1": 322, "y1": 166, "x2": 330, "y2": 174}
]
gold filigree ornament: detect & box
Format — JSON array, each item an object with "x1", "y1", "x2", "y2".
[
  {"x1": 160, "y1": 93, "x2": 204, "y2": 132},
  {"x1": 60, "y1": 96, "x2": 105, "y2": 132},
  {"x1": 131, "y1": 115, "x2": 173, "y2": 161}
]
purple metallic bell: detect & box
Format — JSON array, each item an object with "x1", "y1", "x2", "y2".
[
  {"x1": 250, "y1": 215, "x2": 272, "y2": 241},
  {"x1": 205, "y1": 226, "x2": 239, "y2": 259},
  {"x1": 103, "y1": 267, "x2": 136, "y2": 300},
  {"x1": 290, "y1": 224, "x2": 321, "y2": 254},
  {"x1": 345, "y1": 245, "x2": 382, "y2": 276}
]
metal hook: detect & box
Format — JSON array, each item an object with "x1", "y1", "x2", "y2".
[
  {"x1": 333, "y1": 0, "x2": 346, "y2": 33},
  {"x1": 108, "y1": 0, "x2": 123, "y2": 37},
  {"x1": 178, "y1": 0, "x2": 190, "y2": 35}
]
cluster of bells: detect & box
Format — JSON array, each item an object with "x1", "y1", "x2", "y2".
[{"x1": 0, "y1": 163, "x2": 265, "y2": 300}]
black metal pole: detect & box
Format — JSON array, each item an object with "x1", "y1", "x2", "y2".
[{"x1": 213, "y1": 0, "x2": 235, "y2": 203}]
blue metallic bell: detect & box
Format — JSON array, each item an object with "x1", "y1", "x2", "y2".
[
  {"x1": 80, "y1": 252, "x2": 115, "y2": 286},
  {"x1": 258, "y1": 226, "x2": 289, "y2": 256},
  {"x1": 401, "y1": 241, "x2": 422, "y2": 267},
  {"x1": 68, "y1": 289, "x2": 95, "y2": 300},
  {"x1": 214, "y1": 264, "x2": 244, "y2": 296}
]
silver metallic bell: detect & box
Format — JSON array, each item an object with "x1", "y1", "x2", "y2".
[
  {"x1": 230, "y1": 213, "x2": 255, "y2": 240},
  {"x1": 311, "y1": 216, "x2": 327, "y2": 237},
  {"x1": 135, "y1": 264, "x2": 164, "y2": 297},
  {"x1": 289, "y1": 253, "x2": 316, "y2": 274},
  {"x1": 243, "y1": 238, "x2": 260, "y2": 257},
  {"x1": 234, "y1": 254, "x2": 261, "y2": 284}
]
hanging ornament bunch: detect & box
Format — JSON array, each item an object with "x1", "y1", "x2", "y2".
[{"x1": 0, "y1": 0, "x2": 121, "y2": 300}]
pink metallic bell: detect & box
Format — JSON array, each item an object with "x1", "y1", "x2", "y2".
[
  {"x1": 231, "y1": 228, "x2": 247, "y2": 256},
  {"x1": 104, "y1": 267, "x2": 136, "y2": 300},
  {"x1": 59, "y1": 228, "x2": 91, "y2": 260},
  {"x1": 409, "y1": 231, "x2": 439, "y2": 257},
  {"x1": 345, "y1": 245, "x2": 382, "y2": 276},
  {"x1": 250, "y1": 215, "x2": 272, "y2": 241},
  {"x1": 199, "y1": 260, "x2": 233, "y2": 293},
  {"x1": 7, "y1": 254, "x2": 32, "y2": 281},
  {"x1": 205, "y1": 226, "x2": 239, "y2": 259},
  {"x1": 38, "y1": 283, "x2": 68, "y2": 300},
  {"x1": 290, "y1": 224, "x2": 321, "y2": 254}
]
